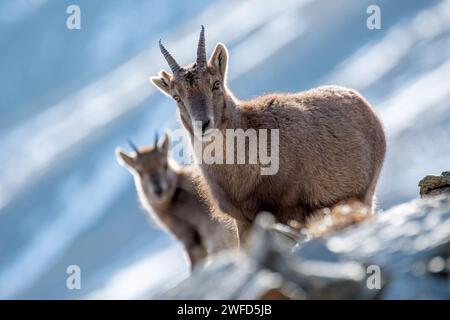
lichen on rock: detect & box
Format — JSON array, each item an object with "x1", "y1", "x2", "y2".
[{"x1": 419, "y1": 171, "x2": 450, "y2": 196}]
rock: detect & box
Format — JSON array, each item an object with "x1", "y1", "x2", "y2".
[
  {"x1": 158, "y1": 214, "x2": 306, "y2": 300},
  {"x1": 419, "y1": 172, "x2": 450, "y2": 196},
  {"x1": 157, "y1": 175, "x2": 450, "y2": 300},
  {"x1": 316, "y1": 194, "x2": 450, "y2": 299},
  {"x1": 157, "y1": 249, "x2": 305, "y2": 300}
]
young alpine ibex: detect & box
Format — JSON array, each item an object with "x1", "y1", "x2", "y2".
[
  {"x1": 150, "y1": 26, "x2": 386, "y2": 240},
  {"x1": 115, "y1": 133, "x2": 238, "y2": 269}
]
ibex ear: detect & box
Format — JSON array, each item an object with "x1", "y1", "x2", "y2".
[
  {"x1": 158, "y1": 131, "x2": 170, "y2": 154},
  {"x1": 150, "y1": 70, "x2": 172, "y2": 96},
  {"x1": 115, "y1": 148, "x2": 136, "y2": 169},
  {"x1": 208, "y1": 43, "x2": 228, "y2": 80}
]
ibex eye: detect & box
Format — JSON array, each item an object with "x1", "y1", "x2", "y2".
[
  {"x1": 212, "y1": 81, "x2": 220, "y2": 90},
  {"x1": 173, "y1": 95, "x2": 181, "y2": 102}
]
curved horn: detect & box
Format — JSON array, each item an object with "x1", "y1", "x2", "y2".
[
  {"x1": 196, "y1": 25, "x2": 206, "y2": 69},
  {"x1": 127, "y1": 138, "x2": 140, "y2": 155},
  {"x1": 159, "y1": 39, "x2": 181, "y2": 73}
]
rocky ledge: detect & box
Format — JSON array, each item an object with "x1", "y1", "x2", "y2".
[{"x1": 158, "y1": 173, "x2": 450, "y2": 299}]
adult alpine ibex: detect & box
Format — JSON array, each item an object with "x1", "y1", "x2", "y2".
[
  {"x1": 116, "y1": 133, "x2": 238, "y2": 269},
  {"x1": 150, "y1": 26, "x2": 386, "y2": 240}
]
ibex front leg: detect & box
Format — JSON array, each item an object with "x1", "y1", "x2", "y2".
[{"x1": 235, "y1": 220, "x2": 253, "y2": 248}]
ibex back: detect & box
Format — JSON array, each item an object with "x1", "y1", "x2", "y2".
[{"x1": 150, "y1": 26, "x2": 386, "y2": 238}]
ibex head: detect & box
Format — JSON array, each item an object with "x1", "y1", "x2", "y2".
[
  {"x1": 151, "y1": 26, "x2": 229, "y2": 135},
  {"x1": 116, "y1": 132, "x2": 177, "y2": 203}
]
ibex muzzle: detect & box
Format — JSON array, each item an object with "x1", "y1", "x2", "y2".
[{"x1": 189, "y1": 94, "x2": 212, "y2": 134}]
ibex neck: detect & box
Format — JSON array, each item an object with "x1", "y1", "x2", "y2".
[{"x1": 223, "y1": 90, "x2": 245, "y2": 129}]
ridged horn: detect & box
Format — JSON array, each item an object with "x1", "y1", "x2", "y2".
[
  {"x1": 196, "y1": 25, "x2": 207, "y2": 69},
  {"x1": 159, "y1": 39, "x2": 182, "y2": 74}
]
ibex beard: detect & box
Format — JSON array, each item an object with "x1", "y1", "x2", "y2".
[{"x1": 190, "y1": 122, "x2": 280, "y2": 176}]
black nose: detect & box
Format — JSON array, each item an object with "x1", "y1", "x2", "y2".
[
  {"x1": 201, "y1": 120, "x2": 210, "y2": 133},
  {"x1": 154, "y1": 186, "x2": 162, "y2": 196}
]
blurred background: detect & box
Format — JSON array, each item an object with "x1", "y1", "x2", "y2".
[{"x1": 1, "y1": 0, "x2": 449, "y2": 299}]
